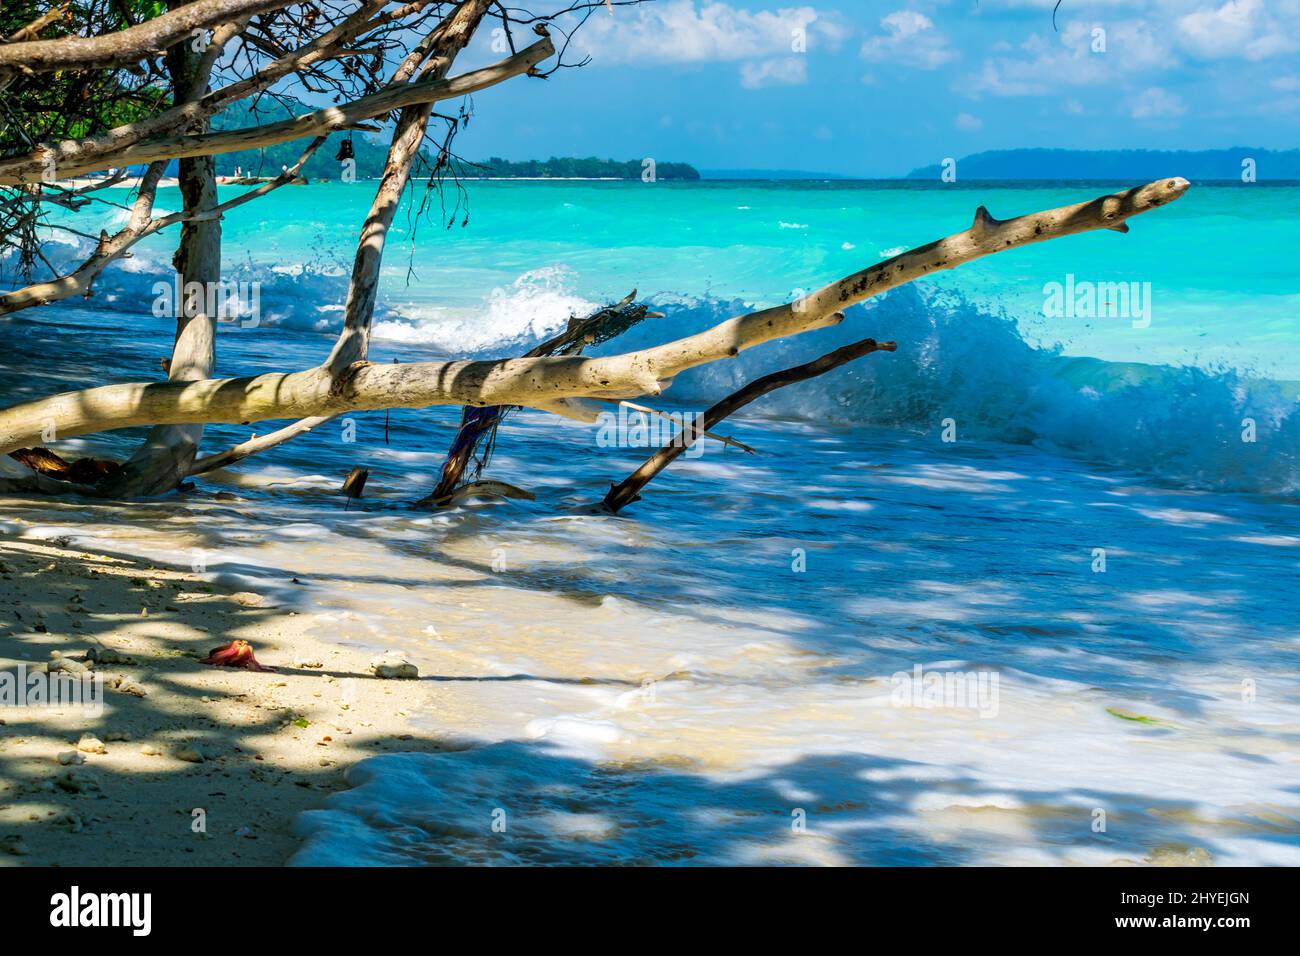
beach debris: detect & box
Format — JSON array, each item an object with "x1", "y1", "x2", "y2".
[
  {"x1": 107, "y1": 675, "x2": 148, "y2": 697},
  {"x1": 294, "y1": 657, "x2": 324, "y2": 669},
  {"x1": 175, "y1": 745, "x2": 205, "y2": 764},
  {"x1": 50, "y1": 656, "x2": 90, "y2": 676},
  {"x1": 3, "y1": 836, "x2": 29, "y2": 856},
  {"x1": 1106, "y1": 707, "x2": 1173, "y2": 727},
  {"x1": 440, "y1": 479, "x2": 536, "y2": 505},
  {"x1": 52, "y1": 810, "x2": 84, "y2": 832},
  {"x1": 341, "y1": 466, "x2": 369, "y2": 501},
  {"x1": 232, "y1": 591, "x2": 267, "y2": 607},
  {"x1": 76, "y1": 734, "x2": 106, "y2": 754},
  {"x1": 7, "y1": 446, "x2": 120, "y2": 485},
  {"x1": 86, "y1": 646, "x2": 136, "y2": 666},
  {"x1": 370, "y1": 654, "x2": 419, "y2": 680},
  {"x1": 418, "y1": 290, "x2": 655, "y2": 509},
  {"x1": 200, "y1": 639, "x2": 275, "y2": 672}
]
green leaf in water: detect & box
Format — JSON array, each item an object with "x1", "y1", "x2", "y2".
[{"x1": 1107, "y1": 707, "x2": 1163, "y2": 725}]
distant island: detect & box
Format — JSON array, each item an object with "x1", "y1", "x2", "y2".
[
  {"x1": 464, "y1": 157, "x2": 700, "y2": 180},
  {"x1": 206, "y1": 99, "x2": 699, "y2": 181},
  {"x1": 906, "y1": 148, "x2": 1300, "y2": 181}
]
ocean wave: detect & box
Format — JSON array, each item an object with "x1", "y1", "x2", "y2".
[
  {"x1": 371, "y1": 266, "x2": 598, "y2": 353},
  {"x1": 6, "y1": 241, "x2": 1294, "y2": 494},
  {"x1": 591, "y1": 286, "x2": 1300, "y2": 496}
]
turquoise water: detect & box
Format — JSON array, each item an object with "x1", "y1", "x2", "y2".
[
  {"x1": 2, "y1": 179, "x2": 1298, "y2": 865},
  {"x1": 29, "y1": 178, "x2": 1300, "y2": 376}
]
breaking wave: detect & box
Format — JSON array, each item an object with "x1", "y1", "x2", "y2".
[{"x1": 5, "y1": 240, "x2": 1295, "y2": 494}]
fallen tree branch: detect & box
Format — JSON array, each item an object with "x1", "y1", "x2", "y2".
[
  {"x1": 187, "y1": 413, "x2": 334, "y2": 476},
  {"x1": 415, "y1": 288, "x2": 658, "y2": 507},
  {"x1": 0, "y1": 179, "x2": 1190, "y2": 459},
  {"x1": 611, "y1": 400, "x2": 757, "y2": 454},
  {"x1": 603, "y1": 336, "x2": 896, "y2": 513}
]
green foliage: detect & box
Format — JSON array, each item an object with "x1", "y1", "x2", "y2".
[{"x1": 0, "y1": 2, "x2": 170, "y2": 155}]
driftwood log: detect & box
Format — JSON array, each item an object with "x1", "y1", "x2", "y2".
[{"x1": 0, "y1": 180, "x2": 1191, "y2": 463}]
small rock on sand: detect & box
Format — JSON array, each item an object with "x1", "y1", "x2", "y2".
[
  {"x1": 175, "y1": 746, "x2": 205, "y2": 763},
  {"x1": 108, "y1": 676, "x2": 148, "y2": 697},
  {"x1": 370, "y1": 655, "x2": 418, "y2": 680},
  {"x1": 76, "y1": 734, "x2": 106, "y2": 754},
  {"x1": 57, "y1": 750, "x2": 85, "y2": 766}
]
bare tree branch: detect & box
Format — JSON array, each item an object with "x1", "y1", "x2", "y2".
[
  {"x1": 0, "y1": 0, "x2": 293, "y2": 73},
  {"x1": 0, "y1": 34, "x2": 555, "y2": 184},
  {"x1": 0, "y1": 179, "x2": 1191, "y2": 457}
]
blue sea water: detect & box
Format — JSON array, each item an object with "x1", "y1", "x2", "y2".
[{"x1": 1, "y1": 179, "x2": 1297, "y2": 865}]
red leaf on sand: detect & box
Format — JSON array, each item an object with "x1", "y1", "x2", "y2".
[{"x1": 200, "y1": 639, "x2": 275, "y2": 672}]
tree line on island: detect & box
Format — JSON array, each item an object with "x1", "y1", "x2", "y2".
[{"x1": 206, "y1": 100, "x2": 697, "y2": 181}]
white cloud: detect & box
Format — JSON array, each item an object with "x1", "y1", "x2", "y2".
[
  {"x1": 860, "y1": 10, "x2": 957, "y2": 69},
  {"x1": 1129, "y1": 86, "x2": 1187, "y2": 120},
  {"x1": 966, "y1": 18, "x2": 1175, "y2": 97},
  {"x1": 954, "y1": 112, "x2": 983, "y2": 131},
  {"x1": 576, "y1": 1, "x2": 843, "y2": 65},
  {"x1": 740, "y1": 57, "x2": 807, "y2": 89},
  {"x1": 1174, "y1": 0, "x2": 1297, "y2": 61}
]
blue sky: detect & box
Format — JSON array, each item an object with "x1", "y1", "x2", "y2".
[{"x1": 443, "y1": 0, "x2": 1300, "y2": 176}]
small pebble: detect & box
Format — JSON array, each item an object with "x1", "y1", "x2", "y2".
[{"x1": 370, "y1": 656, "x2": 418, "y2": 680}]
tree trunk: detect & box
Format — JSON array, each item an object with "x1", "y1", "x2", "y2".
[{"x1": 98, "y1": 6, "x2": 220, "y2": 497}]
